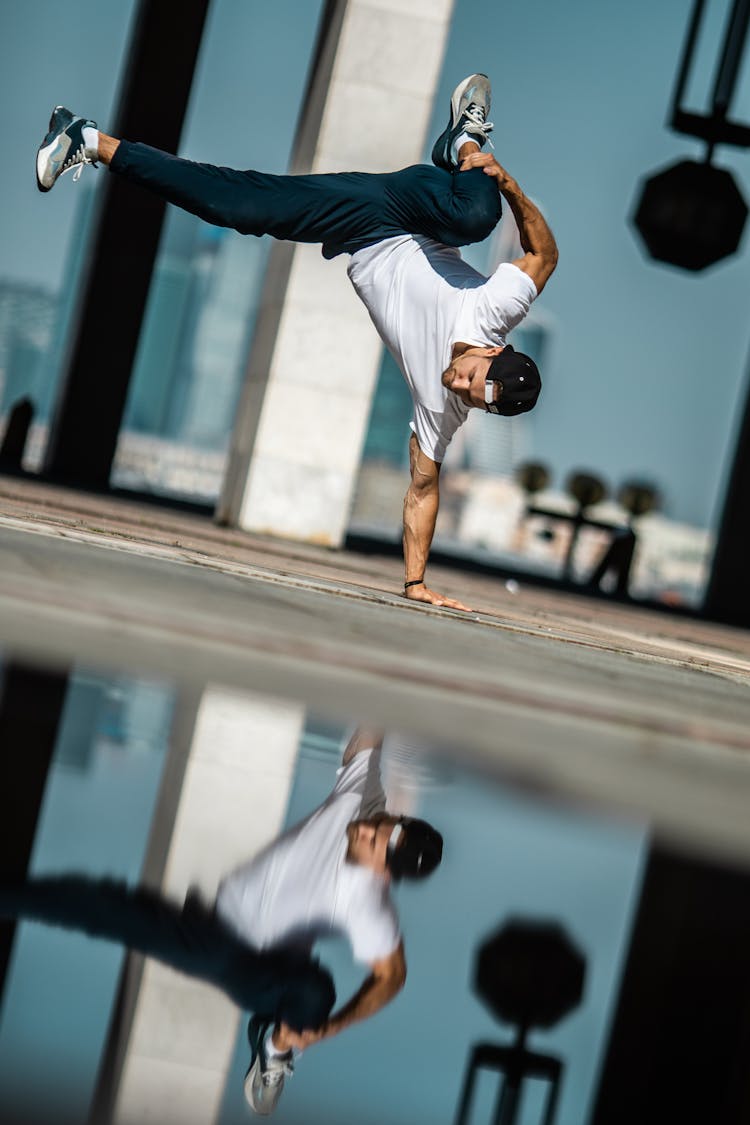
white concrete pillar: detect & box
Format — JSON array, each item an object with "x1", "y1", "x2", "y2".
[
  {"x1": 218, "y1": 0, "x2": 456, "y2": 545},
  {"x1": 110, "y1": 687, "x2": 304, "y2": 1125}
]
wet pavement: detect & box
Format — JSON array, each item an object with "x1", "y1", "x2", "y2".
[
  {"x1": 1, "y1": 476, "x2": 750, "y2": 861},
  {"x1": 1, "y1": 476, "x2": 750, "y2": 1125}
]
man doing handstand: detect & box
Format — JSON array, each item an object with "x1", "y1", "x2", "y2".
[{"x1": 36, "y1": 75, "x2": 558, "y2": 610}]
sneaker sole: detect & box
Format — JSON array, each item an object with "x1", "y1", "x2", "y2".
[
  {"x1": 244, "y1": 1055, "x2": 284, "y2": 1116},
  {"x1": 244, "y1": 1058, "x2": 271, "y2": 1116},
  {"x1": 36, "y1": 134, "x2": 73, "y2": 192},
  {"x1": 35, "y1": 106, "x2": 84, "y2": 193},
  {"x1": 245, "y1": 1017, "x2": 274, "y2": 1116}
]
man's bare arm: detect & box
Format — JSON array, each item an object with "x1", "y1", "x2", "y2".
[
  {"x1": 403, "y1": 434, "x2": 471, "y2": 611},
  {"x1": 459, "y1": 152, "x2": 558, "y2": 294},
  {"x1": 281, "y1": 943, "x2": 407, "y2": 1049},
  {"x1": 342, "y1": 727, "x2": 384, "y2": 766}
]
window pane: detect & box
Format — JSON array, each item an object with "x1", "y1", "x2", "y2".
[
  {"x1": 111, "y1": 0, "x2": 325, "y2": 503},
  {"x1": 0, "y1": 0, "x2": 139, "y2": 470}
]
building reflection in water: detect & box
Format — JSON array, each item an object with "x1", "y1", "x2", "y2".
[
  {"x1": 0, "y1": 657, "x2": 648, "y2": 1125},
  {"x1": 0, "y1": 663, "x2": 175, "y2": 1124}
]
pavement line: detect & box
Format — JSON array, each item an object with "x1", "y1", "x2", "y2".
[{"x1": 1, "y1": 513, "x2": 749, "y2": 682}]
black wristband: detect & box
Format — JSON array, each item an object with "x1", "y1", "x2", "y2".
[{"x1": 404, "y1": 577, "x2": 424, "y2": 589}]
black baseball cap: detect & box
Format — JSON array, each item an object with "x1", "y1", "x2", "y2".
[
  {"x1": 485, "y1": 345, "x2": 541, "y2": 416},
  {"x1": 386, "y1": 818, "x2": 443, "y2": 881}
]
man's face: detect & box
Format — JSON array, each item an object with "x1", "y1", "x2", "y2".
[
  {"x1": 346, "y1": 814, "x2": 402, "y2": 876},
  {"x1": 441, "y1": 346, "x2": 504, "y2": 409}
]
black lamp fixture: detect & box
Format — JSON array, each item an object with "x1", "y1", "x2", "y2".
[{"x1": 633, "y1": 0, "x2": 750, "y2": 270}]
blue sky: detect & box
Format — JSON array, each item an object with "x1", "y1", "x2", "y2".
[{"x1": 3, "y1": 0, "x2": 750, "y2": 527}]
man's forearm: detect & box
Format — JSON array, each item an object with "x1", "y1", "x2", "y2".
[
  {"x1": 342, "y1": 726, "x2": 384, "y2": 765},
  {"x1": 324, "y1": 965, "x2": 405, "y2": 1039},
  {"x1": 277, "y1": 949, "x2": 406, "y2": 1050},
  {"x1": 496, "y1": 172, "x2": 557, "y2": 267},
  {"x1": 460, "y1": 152, "x2": 558, "y2": 280},
  {"x1": 400, "y1": 436, "x2": 469, "y2": 609},
  {"x1": 403, "y1": 481, "x2": 439, "y2": 582}
]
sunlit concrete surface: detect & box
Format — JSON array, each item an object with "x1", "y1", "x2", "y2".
[{"x1": 1, "y1": 477, "x2": 750, "y2": 865}]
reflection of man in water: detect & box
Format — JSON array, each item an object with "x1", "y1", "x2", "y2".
[
  {"x1": 220, "y1": 726, "x2": 442, "y2": 1113},
  {"x1": 0, "y1": 728, "x2": 442, "y2": 1116}
]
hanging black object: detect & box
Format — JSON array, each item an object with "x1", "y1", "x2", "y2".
[
  {"x1": 632, "y1": 0, "x2": 750, "y2": 270},
  {"x1": 475, "y1": 919, "x2": 585, "y2": 1030},
  {"x1": 634, "y1": 159, "x2": 747, "y2": 270}
]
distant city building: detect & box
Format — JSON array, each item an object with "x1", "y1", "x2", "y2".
[
  {"x1": 113, "y1": 214, "x2": 271, "y2": 498},
  {"x1": 122, "y1": 207, "x2": 204, "y2": 438},
  {"x1": 124, "y1": 215, "x2": 270, "y2": 449},
  {"x1": 351, "y1": 461, "x2": 711, "y2": 607},
  {"x1": 0, "y1": 280, "x2": 57, "y2": 416},
  {"x1": 361, "y1": 349, "x2": 413, "y2": 469},
  {"x1": 178, "y1": 227, "x2": 269, "y2": 448}
]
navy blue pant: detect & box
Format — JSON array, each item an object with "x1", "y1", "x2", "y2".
[
  {"x1": 111, "y1": 141, "x2": 502, "y2": 258},
  {"x1": 0, "y1": 876, "x2": 334, "y2": 1031}
]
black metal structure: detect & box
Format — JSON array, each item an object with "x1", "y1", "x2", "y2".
[
  {"x1": 0, "y1": 663, "x2": 69, "y2": 998},
  {"x1": 43, "y1": 0, "x2": 211, "y2": 488},
  {"x1": 670, "y1": 0, "x2": 750, "y2": 154},
  {"x1": 628, "y1": 0, "x2": 750, "y2": 624},
  {"x1": 591, "y1": 846, "x2": 750, "y2": 1124},
  {"x1": 633, "y1": 0, "x2": 750, "y2": 270},
  {"x1": 703, "y1": 352, "x2": 750, "y2": 625}
]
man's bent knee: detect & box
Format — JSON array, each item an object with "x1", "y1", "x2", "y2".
[
  {"x1": 276, "y1": 963, "x2": 336, "y2": 1031},
  {"x1": 450, "y1": 174, "x2": 503, "y2": 244}
]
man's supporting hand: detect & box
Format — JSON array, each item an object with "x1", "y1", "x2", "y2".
[{"x1": 404, "y1": 582, "x2": 472, "y2": 612}]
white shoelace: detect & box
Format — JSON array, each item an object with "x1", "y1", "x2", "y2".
[
  {"x1": 464, "y1": 104, "x2": 495, "y2": 149},
  {"x1": 60, "y1": 144, "x2": 96, "y2": 182},
  {"x1": 262, "y1": 1055, "x2": 294, "y2": 1086}
]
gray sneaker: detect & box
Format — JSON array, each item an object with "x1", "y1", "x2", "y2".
[
  {"x1": 36, "y1": 106, "x2": 98, "y2": 192},
  {"x1": 245, "y1": 1017, "x2": 294, "y2": 1116},
  {"x1": 431, "y1": 73, "x2": 494, "y2": 171}
]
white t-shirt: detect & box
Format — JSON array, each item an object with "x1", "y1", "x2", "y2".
[
  {"x1": 215, "y1": 748, "x2": 400, "y2": 965},
  {"x1": 348, "y1": 235, "x2": 538, "y2": 462}
]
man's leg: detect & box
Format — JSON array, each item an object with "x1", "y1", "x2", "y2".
[
  {"x1": 37, "y1": 110, "x2": 393, "y2": 252},
  {"x1": 0, "y1": 875, "x2": 334, "y2": 1026},
  {"x1": 98, "y1": 132, "x2": 369, "y2": 247},
  {"x1": 106, "y1": 133, "x2": 503, "y2": 254},
  {"x1": 379, "y1": 150, "x2": 503, "y2": 250},
  {"x1": 242, "y1": 953, "x2": 336, "y2": 1115},
  {"x1": 0, "y1": 875, "x2": 228, "y2": 975},
  {"x1": 37, "y1": 107, "x2": 501, "y2": 256},
  {"x1": 381, "y1": 72, "x2": 499, "y2": 247}
]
